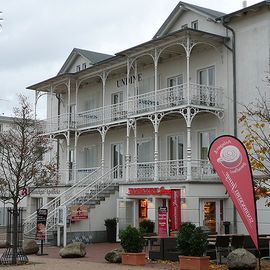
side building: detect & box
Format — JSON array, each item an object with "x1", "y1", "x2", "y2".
[{"x1": 25, "y1": 1, "x2": 270, "y2": 245}]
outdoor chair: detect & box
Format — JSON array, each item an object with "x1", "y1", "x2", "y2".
[
  {"x1": 230, "y1": 235, "x2": 245, "y2": 250},
  {"x1": 215, "y1": 235, "x2": 230, "y2": 264}
]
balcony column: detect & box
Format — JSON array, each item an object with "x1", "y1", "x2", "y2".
[
  {"x1": 133, "y1": 120, "x2": 137, "y2": 181},
  {"x1": 67, "y1": 79, "x2": 71, "y2": 128},
  {"x1": 66, "y1": 131, "x2": 70, "y2": 185},
  {"x1": 50, "y1": 86, "x2": 53, "y2": 134},
  {"x1": 101, "y1": 71, "x2": 107, "y2": 125},
  {"x1": 186, "y1": 108, "x2": 192, "y2": 180},
  {"x1": 75, "y1": 80, "x2": 79, "y2": 129},
  {"x1": 151, "y1": 113, "x2": 162, "y2": 182},
  {"x1": 126, "y1": 58, "x2": 130, "y2": 111},
  {"x1": 125, "y1": 120, "x2": 132, "y2": 182},
  {"x1": 186, "y1": 35, "x2": 191, "y2": 105},
  {"x1": 154, "y1": 48, "x2": 158, "y2": 111},
  {"x1": 98, "y1": 126, "x2": 108, "y2": 177},
  {"x1": 73, "y1": 131, "x2": 79, "y2": 183}
]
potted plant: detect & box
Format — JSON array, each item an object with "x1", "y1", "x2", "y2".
[
  {"x1": 177, "y1": 222, "x2": 209, "y2": 270},
  {"x1": 119, "y1": 225, "x2": 146, "y2": 265},
  {"x1": 104, "y1": 218, "x2": 117, "y2": 243},
  {"x1": 139, "y1": 219, "x2": 155, "y2": 235}
]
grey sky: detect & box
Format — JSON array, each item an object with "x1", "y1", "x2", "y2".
[{"x1": 0, "y1": 0, "x2": 261, "y2": 118}]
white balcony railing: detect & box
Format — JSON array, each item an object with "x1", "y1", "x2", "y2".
[
  {"x1": 129, "y1": 159, "x2": 216, "y2": 182},
  {"x1": 41, "y1": 83, "x2": 223, "y2": 133}
]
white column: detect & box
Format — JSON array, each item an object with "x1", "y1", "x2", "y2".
[
  {"x1": 125, "y1": 123, "x2": 130, "y2": 182},
  {"x1": 133, "y1": 120, "x2": 137, "y2": 181},
  {"x1": 67, "y1": 79, "x2": 71, "y2": 128},
  {"x1": 186, "y1": 36, "x2": 190, "y2": 105},
  {"x1": 154, "y1": 115, "x2": 159, "y2": 181},
  {"x1": 154, "y1": 49, "x2": 158, "y2": 111},
  {"x1": 50, "y1": 86, "x2": 53, "y2": 133},
  {"x1": 102, "y1": 72, "x2": 106, "y2": 125},
  {"x1": 186, "y1": 109, "x2": 192, "y2": 180},
  {"x1": 66, "y1": 131, "x2": 70, "y2": 185},
  {"x1": 74, "y1": 132, "x2": 78, "y2": 183},
  {"x1": 101, "y1": 130, "x2": 106, "y2": 177}
]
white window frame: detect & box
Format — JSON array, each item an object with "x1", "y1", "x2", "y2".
[
  {"x1": 198, "y1": 129, "x2": 216, "y2": 160},
  {"x1": 191, "y1": 20, "x2": 198, "y2": 30}
]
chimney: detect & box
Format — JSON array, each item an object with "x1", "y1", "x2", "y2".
[{"x1": 242, "y1": 1, "x2": 247, "y2": 8}]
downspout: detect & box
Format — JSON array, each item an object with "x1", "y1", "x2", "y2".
[{"x1": 222, "y1": 20, "x2": 238, "y2": 234}]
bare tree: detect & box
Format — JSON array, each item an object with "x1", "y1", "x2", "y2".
[
  {"x1": 239, "y1": 84, "x2": 270, "y2": 206},
  {"x1": 0, "y1": 95, "x2": 56, "y2": 264}
]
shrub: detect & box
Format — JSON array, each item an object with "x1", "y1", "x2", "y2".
[
  {"x1": 119, "y1": 225, "x2": 144, "y2": 253},
  {"x1": 139, "y1": 219, "x2": 155, "y2": 234},
  {"x1": 177, "y1": 222, "x2": 208, "y2": 257},
  {"x1": 104, "y1": 218, "x2": 117, "y2": 228}
]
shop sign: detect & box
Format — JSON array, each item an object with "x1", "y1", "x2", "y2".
[
  {"x1": 127, "y1": 186, "x2": 171, "y2": 196},
  {"x1": 169, "y1": 189, "x2": 181, "y2": 231},
  {"x1": 208, "y1": 135, "x2": 259, "y2": 250},
  {"x1": 70, "y1": 206, "x2": 89, "y2": 221},
  {"x1": 30, "y1": 187, "x2": 61, "y2": 196},
  {"x1": 35, "y1": 209, "x2": 48, "y2": 240},
  {"x1": 158, "y1": 206, "x2": 168, "y2": 236}
]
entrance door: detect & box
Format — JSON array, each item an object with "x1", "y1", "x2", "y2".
[
  {"x1": 111, "y1": 92, "x2": 123, "y2": 120},
  {"x1": 200, "y1": 199, "x2": 223, "y2": 234},
  {"x1": 112, "y1": 143, "x2": 123, "y2": 179},
  {"x1": 116, "y1": 199, "x2": 135, "y2": 241}
]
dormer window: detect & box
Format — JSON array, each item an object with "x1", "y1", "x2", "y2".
[
  {"x1": 181, "y1": 24, "x2": 188, "y2": 29},
  {"x1": 191, "y1": 20, "x2": 198, "y2": 30},
  {"x1": 76, "y1": 65, "x2": 81, "y2": 72},
  {"x1": 82, "y1": 63, "x2": 87, "y2": 70}
]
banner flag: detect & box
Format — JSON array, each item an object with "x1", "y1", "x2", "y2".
[
  {"x1": 169, "y1": 189, "x2": 181, "y2": 231},
  {"x1": 208, "y1": 135, "x2": 259, "y2": 250}
]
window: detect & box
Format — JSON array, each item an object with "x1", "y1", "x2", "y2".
[
  {"x1": 168, "y1": 135, "x2": 184, "y2": 160},
  {"x1": 76, "y1": 65, "x2": 81, "y2": 72},
  {"x1": 198, "y1": 66, "x2": 215, "y2": 105},
  {"x1": 0, "y1": 124, "x2": 2, "y2": 133},
  {"x1": 181, "y1": 24, "x2": 188, "y2": 29},
  {"x1": 198, "y1": 66, "x2": 215, "y2": 86},
  {"x1": 137, "y1": 140, "x2": 154, "y2": 162},
  {"x1": 84, "y1": 146, "x2": 97, "y2": 168},
  {"x1": 82, "y1": 63, "x2": 87, "y2": 70},
  {"x1": 199, "y1": 130, "x2": 216, "y2": 160},
  {"x1": 191, "y1": 20, "x2": 198, "y2": 30}
]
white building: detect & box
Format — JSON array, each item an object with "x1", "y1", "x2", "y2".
[{"x1": 26, "y1": 1, "x2": 270, "y2": 245}]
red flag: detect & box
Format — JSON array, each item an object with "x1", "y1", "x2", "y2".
[{"x1": 208, "y1": 135, "x2": 259, "y2": 250}]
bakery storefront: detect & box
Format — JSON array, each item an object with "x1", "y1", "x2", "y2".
[{"x1": 116, "y1": 185, "x2": 185, "y2": 239}]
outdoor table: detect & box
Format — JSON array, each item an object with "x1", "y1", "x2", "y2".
[{"x1": 260, "y1": 236, "x2": 270, "y2": 260}]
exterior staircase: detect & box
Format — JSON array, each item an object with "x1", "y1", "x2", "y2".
[{"x1": 23, "y1": 165, "x2": 120, "y2": 238}]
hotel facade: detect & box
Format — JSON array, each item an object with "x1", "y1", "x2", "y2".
[{"x1": 25, "y1": 1, "x2": 270, "y2": 244}]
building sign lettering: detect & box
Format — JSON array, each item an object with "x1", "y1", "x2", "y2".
[
  {"x1": 116, "y1": 73, "x2": 142, "y2": 88},
  {"x1": 127, "y1": 187, "x2": 171, "y2": 196}
]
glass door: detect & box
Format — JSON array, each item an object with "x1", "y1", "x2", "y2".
[
  {"x1": 112, "y1": 143, "x2": 123, "y2": 179},
  {"x1": 116, "y1": 199, "x2": 135, "y2": 241},
  {"x1": 168, "y1": 135, "x2": 184, "y2": 177},
  {"x1": 198, "y1": 66, "x2": 215, "y2": 105},
  {"x1": 200, "y1": 199, "x2": 223, "y2": 234},
  {"x1": 111, "y1": 92, "x2": 123, "y2": 120},
  {"x1": 167, "y1": 75, "x2": 183, "y2": 106}
]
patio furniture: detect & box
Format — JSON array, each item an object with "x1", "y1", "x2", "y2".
[
  {"x1": 215, "y1": 235, "x2": 230, "y2": 264},
  {"x1": 230, "y1": 235, "x2": 245, "y2": 250}
]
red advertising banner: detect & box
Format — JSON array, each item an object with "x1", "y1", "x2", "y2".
[
  {"x1": 208, "y1": 135, "x2": 259, "y2": 249},
  {"x1": 169, "y1": 189, "x2": 181, "y2": 231},
  {"x1": 158, "y1": 206, "x2": 168, "y2": 236}
]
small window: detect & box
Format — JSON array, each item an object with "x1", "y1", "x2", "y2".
[
  {"x1": 181, "y1": 24, "x2": 188, "y2": 29},
  {"x1": 0, "y1": 124, "x2": 2, "y2": 132},
  {"x1": 82, "y1": 63, "x2": 87, "y2": 70},
  {"x1": 191, "y1": 20, "x2": 198, "y2": 30},
  {"x1": 76, "y1": 65, "x2": 81, "y2": 72}
]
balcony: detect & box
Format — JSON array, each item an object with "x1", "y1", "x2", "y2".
[
  {"x1": 128, "y1": 159, "x2": 216, "y2": 182},
  {"x1": 41, "y1": 83, "x2": 223, "y2": 133},
  {"x1": 56, "y1": 160, "x2": 216, "y2": 184}
]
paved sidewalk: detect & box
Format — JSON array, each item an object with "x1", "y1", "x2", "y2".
[{"x1": 0, "y1": 243, "x2": 177, "y2": 270}]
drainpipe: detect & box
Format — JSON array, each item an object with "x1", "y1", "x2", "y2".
[{"x1": 222, "y1": 21, "x2": 238, "y2": 234}]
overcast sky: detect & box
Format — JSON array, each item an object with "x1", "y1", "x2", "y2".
[{"x1": 0, "y1": 0, "x2": 261, "y2": 118}]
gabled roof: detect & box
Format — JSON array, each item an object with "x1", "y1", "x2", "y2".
[
  {"x1": 58, "y1": 48, "x2": 113, "y2": 75},
  {"x1": 153, "y1": 1, "x2": 225, "y2": 39},
  {"x1": 218, "y1": 0, "x2": 270, "y2": 23}
]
